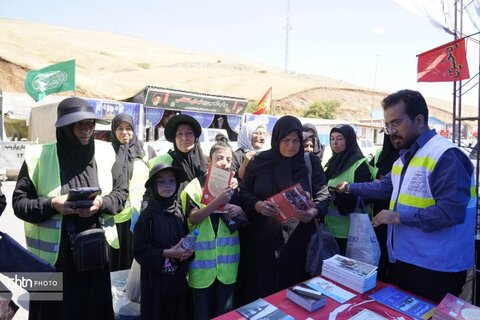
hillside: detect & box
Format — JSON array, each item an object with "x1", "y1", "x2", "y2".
[{"x1": 0, "y1": 19, "x2": 474, "y2": 121}]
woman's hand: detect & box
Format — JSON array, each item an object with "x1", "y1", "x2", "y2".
[
  {"x1": 77, "y1": 196, "x2": 103, "y2": 218},
  {"x1": 225, "y1": 204, "x2": 245, "y2": 218},
  {"x1": 254, "y1": 200, "x2": 279, "y2": 217},
  {"x1": 52, "y1": 195, "x2": 76, "y2": 215},
  {"x1": 295, "y1": 207, "x2": 318, "y2": 223},
  {"x1": 230, "y1": 177, "x2": 239, "y2": 190},
  {"x1": 164, "y1": 239, "x2": 194, "y2": 261}
]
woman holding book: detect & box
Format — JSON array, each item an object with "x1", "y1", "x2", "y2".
[
  {"x1": 239, "y1": 115, "x2": 329, "y2": 304},
  {"x1": 324, "y1": 124, "x2": 372, "y2": 255}
]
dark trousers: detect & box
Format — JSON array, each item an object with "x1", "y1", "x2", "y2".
[
  {"x1": 335, "y1": 237, "x2": 348, "y2": 256},
  {"x1": 192, "y1": 280, "x2": 235, "y2": 320},
  {"x1": 389, "y1": 260, "x2": 467, "y2": 303}
]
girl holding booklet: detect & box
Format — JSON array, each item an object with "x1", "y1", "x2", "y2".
[{"x1": 181, "y1": 135, "x2": 246, "y2": 320}]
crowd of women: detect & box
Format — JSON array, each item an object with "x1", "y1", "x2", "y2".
[{"x1": 10, "y1": 96, "x2": 398, "y2": 320}]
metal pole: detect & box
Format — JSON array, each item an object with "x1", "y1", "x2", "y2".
[{"x1": 284, "y1": 0, "x2": 291, "y2": 72}]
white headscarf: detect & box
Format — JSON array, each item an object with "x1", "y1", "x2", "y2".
[{"x1": 237, "y1": 120, "x2": 267, "y2": 152}]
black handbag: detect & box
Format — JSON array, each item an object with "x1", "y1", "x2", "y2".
[
  {"x1": 0, "y1": 231, "x2": 55, "y2": 273},
  {"x1": 68, "y1": 225, "x2": 108, "y2": 272},
  {"x1": 305, "y1": 218, "x2": 339, "y2": 277}
]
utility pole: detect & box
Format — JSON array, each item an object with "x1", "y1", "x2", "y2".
[
  {"x1": 284, "y1": 0, "x2": 291, "y2": 72},
  {"x1": 370, "y1": 53, "x2": 379, "y2": 129}
]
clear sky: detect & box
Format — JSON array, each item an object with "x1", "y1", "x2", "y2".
[{"x1": 0, "y1": 0, "x2": 477, "y2": 105}]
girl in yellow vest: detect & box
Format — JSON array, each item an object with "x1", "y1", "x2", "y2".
[
  {"x1": 324, "y1": 125, "x2": 372, "y2": 255},
  {"x1": 181, "y1": 135, "x2": 246, "y2": 320},
  {"x1": 133, "y1": 162, "x2": 192, "y2": 320}
]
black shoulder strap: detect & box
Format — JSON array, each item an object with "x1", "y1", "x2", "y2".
[{"x1": 304, "y1": 152, "x2": 312, "y2": 194}]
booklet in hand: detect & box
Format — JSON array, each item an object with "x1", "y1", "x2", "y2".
[
  {"x1": 268, "y1": 183, "x2": 313, "y2": 222},
  {"x1": 201, "y1": 164, "x2": 234, "y2": 211},
  {"x1": 67, "y1": 187, "x2": 102, "y2": 209}
]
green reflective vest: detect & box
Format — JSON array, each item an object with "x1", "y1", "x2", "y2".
[
  {"x1": 181, "y1": 178, "x2": 240, "y2": 289},
  {"x1": 325, "y1": 158, "x2": 372, "y2": 238},
  {"x1": 114, "y1": 148, "x2": 150, "y2": 224},
  {"x1": 24, "y1": 140, "x2": 119, "y2": 265}
]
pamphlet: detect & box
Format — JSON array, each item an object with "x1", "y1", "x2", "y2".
[
  {"x1": 305, "y1": 277, "x2": 356, "y2": 303},
  {"x1": 370, "y1": 286, "x2": 435, "y2": 320},
  {"x1": 434, "y1": 293, "x2": 480, "y2": 320},
  {"x1": 348, "y1": 309, "x2": 388, "y2": 320},
  {"x1": 201, "y1": 164, "x2": 233, "y2": 211},
  {"x1": 236, "y1": 298, "x2": 294, "y2": 320},
  {"x1": 321, "y1": 255, "x2": 377, "y2": 293},
  {"x1": 267, "y1": 183, "x2": 313, "y2": 222}
]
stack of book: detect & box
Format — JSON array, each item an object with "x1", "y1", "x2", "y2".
[
  {"x1": 433, "y1": 293, "x2": 480, "y2": 320},
  {"x1": 286, "y1": 283, "x2": 327, "y2": 312},
  {"x1": 321, "y1": 254, "x2": 377, "y2": 293}
]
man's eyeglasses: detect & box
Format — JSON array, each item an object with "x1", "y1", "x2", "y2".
[{"x1": 383, "y1": 119, "x2": 404, "y2": 135}]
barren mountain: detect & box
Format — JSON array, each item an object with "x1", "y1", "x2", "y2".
[{"x1": 0, "y1": 19, "x2": 474, "y2": 121}]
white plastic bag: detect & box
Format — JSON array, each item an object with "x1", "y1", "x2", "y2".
[
  {"x1": 345, "y1": 198, "x2": 380, "y2": 266},
  {"x1": 125, "y1": 258, "x2": 141, "y2": 303}
]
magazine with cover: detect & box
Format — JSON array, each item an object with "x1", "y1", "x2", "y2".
[
  {"x1": 433, "y1": 293, "x2": 480, "y2": 320},
  {"x1": 267, "y1": 183, "x2": 313, "y2": 222},
  {"x1": 236, "y1": 298, "x2": 294, "y2": 320},
  {"x1": 370, "y1": 286, "x2": 435, "y2": 320},
  {"x1": 201, "y1": 164, "x2": 233, "y2": 211},
  {"x1": 305, "y1": 277, "x2": 356, "y2": 303},
  {"x1": 324, "y1": 255, "x2": 377, "y2": 278}
]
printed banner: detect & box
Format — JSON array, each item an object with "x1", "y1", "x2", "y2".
[
  {"x1": 85, "y1": 99, "x2": 142, "y2": 135},
  {"x1": 145, "y1": 87, "x2": 248, "y2": 115}
]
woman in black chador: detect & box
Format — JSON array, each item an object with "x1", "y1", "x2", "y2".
[
  {"x1": 109, "y1": 113, "x2": 155, "y2": 271},
  {"x1": 13, "y1": 97, "x2": 128, "y2": 320},
  {"x1": 239, "y1": 116, "x2": 329, "y2": 304}
]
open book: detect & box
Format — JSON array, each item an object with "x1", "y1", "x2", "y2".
[
  {"x1": 201, "y1": 164, "x2": 233, "y2": 211},
  {"x1": 268, "y1": 183, "x2": 313, "y2": 222}
]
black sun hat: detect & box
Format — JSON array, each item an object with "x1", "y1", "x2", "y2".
[
  {"x1": 55, "y1": 97, "x2": 109, "y2": 128},
  {"x1": 164, "y1": 114, "x2": 202, "y2": 142},
  {"x1": 145, "y1": 162, "x2": 187, "y2": 188}
]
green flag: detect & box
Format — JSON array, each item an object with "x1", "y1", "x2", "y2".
[{"x1": 24, "y1": 60, "x2": 76, "y2": 102}]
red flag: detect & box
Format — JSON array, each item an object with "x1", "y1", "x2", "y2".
[
  {"x1": 252, "y1": 87, "x2": 272, "y2": 115},
  {"x1": 417, "y1": 38, "x2": 470, "y2": 82}
]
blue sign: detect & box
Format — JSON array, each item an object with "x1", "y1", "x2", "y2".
[
  {"x1": 85, "y1": 99, "x2": 142, "y2": 135},
  {"x1": 182, "y1": 111, "x2": 215, "y2": 128},
  {"x1": 144, "y1": 107, "x2": 165, "y2": 129},
  {"x1": 245, "y1": 114, "x2": 278, "y2": 133},
  {"x1": 226, "y1": 115, "x2": 242, "y2": 133}
]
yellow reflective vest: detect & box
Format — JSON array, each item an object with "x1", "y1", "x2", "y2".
[
  {"x1": 181, "y1": 178, "x2": 240, "y2": 289},
  {"x1": 325, "y1": 158, "x2": 372, "y2": 238},
  {"x1": 114, "y1": 147, "x2": 150, "y2": 224},
  {"x1": 24, "y1": 140, "x2": 119, "y2": 265}
]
